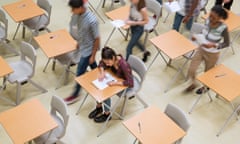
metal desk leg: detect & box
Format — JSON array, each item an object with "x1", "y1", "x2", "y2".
[
  {"x1": 76, "y1": 93, "x2": 89, "y2": 115},
  {"x1": 97, "y1": 91, "x2": 125, "y2": 137},
  {"x1": 104, "y1": 27, "x2": 116, "y2": 46},
  {"x1": 189, "y1": 94, "x2": 204, "y2": 114},
  {"x1": 13, "y1": 23, "x2": 21, "y2": 40},
  {"x1": 147, "y1": 49, "x2": 160, "y2": 70},
  {"x1": 43, "y1": 58, "x2": 51, "y2": 72}
]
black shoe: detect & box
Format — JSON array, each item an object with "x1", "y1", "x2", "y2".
[
  {"x1": 196, "y1": 87, "x2": 209, "y2": 95},
  {"x1": 94, "y1": 113, "x2": 111, "y2": 123},
  {"x1": 142, "y1": 51, "x2": 151, "y2": 62},
  {"x1": 88, "y1": 107, "x2": 103, "y2": 119},
  {"x1": 114, "y1": 0, "x2": 120, "y2": 3}
]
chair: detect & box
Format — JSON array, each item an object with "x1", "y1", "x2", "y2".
[
  {"x1": 22, "y1": 0, "x2": 52, "y2": 40},
  {"x1": 7, "y1": 41, "x2": 47, "y2": 105},
  {"x1": 54, "y1": 52, "x2": 79, "y2": 89},
  {"x1": 99, "y1": 0, "x2": 126, "y2": 10},
  {"x1": 119, "y1": 55, "x2": 148, "y2": 116},
  {"x1": 164, "y1": 103, "x2": 191, "y2": 144},
  {"x1": 0, "y1": 9, "x2": 19, "y2": 56},
  {"x1": 34, "y1": 95, "x2": 70, "y2": 144},
  {"x1": 143, "y1": 0, "x2": 162, "y2": 47}
]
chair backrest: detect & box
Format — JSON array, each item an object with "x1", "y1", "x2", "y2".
[
  {"x1": 37, "y1": 0, "x2": 52, "y2": 23},
  {"x1": 20, "y1": 41, "x2": 37, "y2": 78},
  {"x1": 145, "y1": 0, "x2": 162, "y2": 26},
  {"x1": 164, "y1": 103, "x2": 190, "y2": 144},
  {"x1": 127, "y1": 55, "x2": 147, "y2": 86},
  {"x1": 50, "y1": 95, "x2": 69, "y2": 139},
  {"x1": 0, "y1": 9, "x2": 8, "y2": 40}
]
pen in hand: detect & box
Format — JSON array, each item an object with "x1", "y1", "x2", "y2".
[{"x1": 138, "y1": 122, "x2": 141, "y2": 133}]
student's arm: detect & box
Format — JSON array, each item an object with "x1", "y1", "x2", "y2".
[
  {"x1": 89, "y1": 20, "x2": 100, "y2": 64},
  {"x1": 218, "y1": 27, "x2": 230, "y2": 49},
  {"x1": 98, "y1": 61, "x2": 106, "y2": 81},
  {"x1": 125, "y1": 8, "x2": 149, "y2": 26},
  {"x1": 183, "y1": 0, "x2": 199, "y2": 23}
]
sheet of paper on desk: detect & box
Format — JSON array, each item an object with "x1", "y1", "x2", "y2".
[
  {"x1": 193, "y1": 34, "x2": 209, "y2": 45},
  {"x1": 92, "y1": 73, "x2": 116, "y2": 90},
  {"x1": 111, "y1": 20, "x2": 125, "y2": 28},
  {"x1": 163, "y1": 1, "x2": 181, "y2": 13}
]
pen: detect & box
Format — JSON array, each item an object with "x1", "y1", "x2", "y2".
[
  {"x1": 138, "y1": 122, "x2": 141, "y2": 133},
  {"x1": 215, "y1": 73, "x2": 226, "y2": 78}
]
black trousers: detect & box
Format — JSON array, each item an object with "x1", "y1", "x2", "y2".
[{"x1": 215, "y1": 0, "x2": 233, "y2": 10}]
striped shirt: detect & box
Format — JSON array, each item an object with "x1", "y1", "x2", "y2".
[
  {"x1": 178, "y1": 0, "x2": 200, "y2": 17},
  {"x1": 69, "y1": 10, "x2": 99, "y2": 58}
]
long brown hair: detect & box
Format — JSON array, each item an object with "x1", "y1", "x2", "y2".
[{"x1": 137, "y1": 0, "x2": 146, "y2": 11}]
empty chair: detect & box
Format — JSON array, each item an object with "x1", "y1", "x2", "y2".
[
  {"x1": 7, "y1": 41, "x2": 47, "y2": 105},
  {"x1": 164, "y1": 103, "x2": 191, "y2": 144},
  {"x1": 100, "y1": 0, "x2": 126, "y2": 10},
  {"x1": 34, "y1": 95, "x2": 70, "y2": 144},
  {"x1": 143, "y1": 0, "x2": 162, "y2": 46},
  {"x1": 119, "y1": 55, "x2": 148, "y2": 116},
  {"x1": 0, "y1": 9, "x2": 19, "y2": 56},
  {"x1": 23, "y1": 0, "x2": 52, "y2": 39}
]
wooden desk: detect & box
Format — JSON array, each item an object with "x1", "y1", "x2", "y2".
[
  {"x1": 2, "y1": 0, "x2": 44, "y2": 23},
  {"x1": 2, "y1": 0, "x2": 45, "y2": 40},
  {"x1": 104, "y1": 5, "x2": 130, "y2": 46},
  {"x1": 34, "y1": 29, "x2": 77, "y2": 72},
  {"x1": 189, "y1": 64, "x2": 240, "y2": 136},
  {"x1": 149, "y1": 30, "x2": 197, "y2": 92},
  {"x1": 75, "y1": 68, "x2": 127, "y2": 136},
  {"x1": 202, "y1": 11, "x2": 240, "y2": 32},
  {"x1": 123, "y1": 106, "x2": 186, "y2": 144},
  {"x1": 0, "y1": 56, "x2": 13, "y2": 78},
  {"x1": 0, "y1": 99, "x2": 58, "y2": 144}
]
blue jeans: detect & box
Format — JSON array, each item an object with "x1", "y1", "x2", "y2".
[
  {"x1": 72, "y1": 55, "x2": 97, "y2": 97},
  {"x1": 126, "y1": 25, "x2": 145, "y2": 60},
  {"x1": 172, "y1": 12, "x2": 194, "y2": 32}
]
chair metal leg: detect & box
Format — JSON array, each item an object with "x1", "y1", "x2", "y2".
[
  {"x1": 13, "y1": 23, "x2": 21, "y2": 40},
  {"x1": 28, "y1": 80, "x2": 47, "y2": 93},
  {"x1": 120, "y1": 96, "x2": 128, "y2": 116},
  {"x1": 133, "y1": 138, "x2": 137, "y2": 144},
  {"x1": 16, "y1": 82, "x2": 21, "y2": 105},
  {"x1": 163, "y1": 13, "x2": 170, "y2": 23},
  {"x1": 22, "y1": 26, "x2": 26, "y2": 39},
  {"x1": 88, "y1": 1, "x2": 105, "y2": 23},
  {"x1": 76, "y1": 93, "x2": 89, "y2": 115},
  {"x1": 189, "y1": 94, "x2": 204, "y2": 114},
  {"x1": 143, "y1": 32, "x2": 149, "y2": 47},
  {"x1": 135, "y1": 94, "x2": 148, "y2": 108}
]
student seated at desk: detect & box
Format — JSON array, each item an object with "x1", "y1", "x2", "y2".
[
  {"x1": 89, "y1": 47, "x2": 134, "y2": 123},
  {"x1": 185, "y1": 5, "x2": 230, "y2": 94}
]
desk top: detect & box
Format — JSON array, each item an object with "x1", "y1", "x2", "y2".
[
  {"x1": 2, "y1": 0, "x2": 44, "y2": 22},
  {"x1": 0, "y1": 56, "x2": 13, "y2": 77},
  {"x1": 34, "y1": 29, "x2": 77, "y2": 58},
  {"x1": 123, "y1": 106, "x2": 186, "y2": 144},
  {"x1": 105, "y1": 5, "x2": 130, "y2": 29},
  {"x1": 0, "y1": 99, "x2": 58, "y2": 144},
  {"x1": 75, "y1": 69, "x2": 127, "y2": 103},
  {"x1": 197, "y1": 64, "x2": 240, "y2": 102},
  {"x1": 150, "y1": 30, "x2": 197, "y2": 59},
  {"x1": 202, "y1": 11, "x2": 240, "y2": 32}
]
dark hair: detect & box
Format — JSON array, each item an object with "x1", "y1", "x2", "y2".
[
  {"x1": 101, "y1": 47, "x2": 116, "y2": 60},
  {"x1": 211, "y1": 5, "x2": 228, "y2": 20},
  {"x1": 137, "y1": 0, "x2": 146, "y2": 11},
  {"x1": 68, "y1": 0, "x2": 84, "y2": 8}
]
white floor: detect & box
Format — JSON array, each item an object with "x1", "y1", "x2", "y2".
[{"x1": 0, "y1": 0, "x2": 240, "y2": 144}]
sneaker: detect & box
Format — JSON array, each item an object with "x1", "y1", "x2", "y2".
[
  {"x1": 196, "y1": 87, "x2": 209, "y2": 95},
  {"x1": 142, "y1": 51, "x2": 151, "y2": 62},
  {"x1": 94, "y1": 113, "x2": 111, "y2": 123},
  {"x1": 88, "y1": 107, "x2": 103, "y2": 119},
  {"x1": 64, "y1": 95, "x2": 80, "y2": 105},
  {"x1": 184, "y1": 84, "x2": 196, "y2": 93}
]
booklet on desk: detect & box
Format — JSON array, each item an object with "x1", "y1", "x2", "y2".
[
  {"x1": 192, "y1": 34, "x2": 209, "y2": 45},
  {"x1": 92, "y1": 73, "x2": 117, "y2": 90},
  {"x1": 163, "y1": 1, "x2": 181, "y2": 13},
  {"x1": 111, "y1": 20, "x2": 125, "y2": 28}
]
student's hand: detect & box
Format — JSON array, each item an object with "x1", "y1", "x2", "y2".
[
  {"x1": 107, "y1": 81, "x2": 117, "y2": 86},
  {"x1": 98, "y1": 72, "x2": 105, "y2": 81},
  {"x1": 202, "y1": 43, "x2": 217, "y2": 48},
  {"x1": 125, "y1": 20, "x2": 135, "y2": 26},
  {"x1": 89, "y1": 55, "x2": 95, "y2": 65},
  {"x1": 182, "y1": 16, "x2": 190, "y2": 23},
  {"x1": 191, "y1": 36, "x2": 196, "y2": 41},
  {"x1": 223, "y1": 0, "x2": 230, "y2": 3}
]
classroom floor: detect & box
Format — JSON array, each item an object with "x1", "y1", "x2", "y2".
[{"x1": 0, "y1": 0, "x2": 240, "y2": 144}]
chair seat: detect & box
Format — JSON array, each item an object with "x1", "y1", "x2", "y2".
[
  {"x1": 144, "y1": 17, "x2": 156, "y2": 32},
  {"x1": 0, "y1": 26, "x2": 6, "y2": 40},
  {"x1": 34, "y1": 114, "x2": 64, "y2": 144},
  {"x1": 23, "y1": 14, "x2": 48, "y2": 30},
  {"x1": 125, "y1": 76, "x2": 140, "y2": 97},
  {"x1": 8, "y1": 61, "x2": 33, "y2": 83}
]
